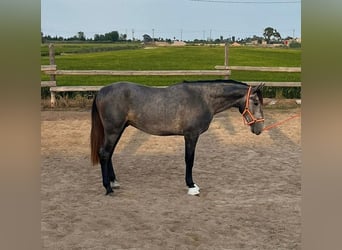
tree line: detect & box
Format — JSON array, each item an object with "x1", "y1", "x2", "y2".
[
  {"x1": 41, "y1": 31, "x2": 127, "y2": 43},
  {"x1": 42, "y1": 27, "x2": 300, "y2": 46}
]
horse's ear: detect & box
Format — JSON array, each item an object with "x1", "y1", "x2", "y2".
[
  {"x1": 252, "y1": 83, "x2": 265, "y2": 93},
  {"x1": 252, "y1": 83, "x2": 265, "y2": 105}
]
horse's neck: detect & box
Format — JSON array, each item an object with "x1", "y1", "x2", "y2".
[{"x1": 204, "y1": 84, "x2": 246, "y2": 114}]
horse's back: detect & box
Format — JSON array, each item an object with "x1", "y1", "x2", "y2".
[
  {"x1": 97, "y1": 81, "x2": 148, "y2": 98},
  {"x1": 96, "y1": 82, "x2": 155, "y2": 109},
  {"x1": 96, "y1": 81, "x2": 213, "y2": 135},
  {"x1": 97, "y1": 81, "x2": 181, "y2": 106}
]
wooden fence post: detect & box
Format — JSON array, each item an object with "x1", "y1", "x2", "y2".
[
  {"x1": 224, "y1": 43, "x2": 229, "y2": 80},
  {"x1": 49, "y1": 43, "x2": 55, "y2": 80},
  {"x1": 48, "y1": 44, "x2": 56, "y2": 107}
]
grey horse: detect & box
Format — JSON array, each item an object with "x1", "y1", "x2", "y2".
[{"x1": 90, "y1": 79, "x2": 264, "y2": 196}]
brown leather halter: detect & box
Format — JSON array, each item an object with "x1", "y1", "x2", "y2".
[{"x1": 242, "y1": 86, "x2": 265, "y2": 125}]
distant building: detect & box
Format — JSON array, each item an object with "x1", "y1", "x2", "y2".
[
  {"x1": 284, "y1": 37, "x2": 301, "y2": 47},
  {"x1": 154, "y1": 42, "x2": 169, "y2": 47},
  {"x1": 153, "y1": 41, "x2": 187, "y2": 47},
  {"x1": 231, "y1": 42, "x2": 241, "y2": 47}
]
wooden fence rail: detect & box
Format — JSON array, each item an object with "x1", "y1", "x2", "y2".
[
  {"x1": 41, "y1": 65, "x2": 57, "y2": 87},
  {"x1": 41, "y1": 43, "x2": 301, "y2": 107},
  {"x1": 215, "y1": 65, "x2": 301, "y2": 73},
  {"x1": 52, "y1": 69, "x2": 232, "y2": 76},
  {"x1": 45, "y1": 69, "x2": 231, "y2": 106},
  {"x1": 244, "y1": 81, "x2": 300, "y2": 87}
]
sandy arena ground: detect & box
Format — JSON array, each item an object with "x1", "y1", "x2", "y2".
[{"x1": 41, "y1": 106, "x2": 301, "y2": 249}]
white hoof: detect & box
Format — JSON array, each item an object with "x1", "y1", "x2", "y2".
[
  {"x1": 110, "y1": 180, "x2": 120, "y2": 189},
  {"x1": 188, "y1": 184, "x2": 200, "y2": 196}
]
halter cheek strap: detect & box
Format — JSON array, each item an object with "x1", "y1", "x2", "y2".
[{"x1": 242, "y1": 86, "x2": 265, "y2": 125}]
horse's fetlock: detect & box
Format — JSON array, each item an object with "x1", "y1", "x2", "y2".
[{"x1": 105, "y1": 187, "x2": 114, "y2": 195}]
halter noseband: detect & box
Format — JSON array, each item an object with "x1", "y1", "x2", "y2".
[{"x1": 242, "y1": 86, "x2": 264, "y2": 125}]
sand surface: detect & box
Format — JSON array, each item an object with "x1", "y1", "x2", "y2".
[{"x1": 41, "y1": 107, "x2": 301, "y2": 249}]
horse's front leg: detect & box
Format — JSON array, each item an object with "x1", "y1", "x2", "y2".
[{"x1": 184, "y1": 133, "x2": 200, "y2": 195}]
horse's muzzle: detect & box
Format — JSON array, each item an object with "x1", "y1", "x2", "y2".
[{"x1": 251, "y1": 122, "x2": 264, "y2": 135}]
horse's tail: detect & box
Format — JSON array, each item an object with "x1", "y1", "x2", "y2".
[{"x1": 90, "y1": 95, "x2": 104, "y2": 166}]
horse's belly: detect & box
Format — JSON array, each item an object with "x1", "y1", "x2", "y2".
[
  {"x1": 129, "y1": 116, "x2": 184, "y2": 136},
  {"x1": 127, "y1": 96, "x2": 212, "y2": 136}
]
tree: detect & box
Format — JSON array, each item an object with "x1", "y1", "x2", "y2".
[
  {"x1": 263, "y1": 27, "x2": 281, "y2": 44},
  {"x1": 94, "y1": 34, "x2": 101, "y2": 41},
  {"x1": 104, "y1": 31, "x2": 119, "y2": 42},
  {"x1": 93, "y1": 31, "x2": 120, "y2": 42},
  {"x1": 143, "y1": 34, "x2": 152, "y2": 43},
  {"x1": 77, "y1": 31, "x2": 86, "y2": 41},
  {"x1": 119, "y1": 33, "x2": 127, "y2": 41},
  {"x1": 273, "y1": 30, "x2": 281, "y2": 41}
]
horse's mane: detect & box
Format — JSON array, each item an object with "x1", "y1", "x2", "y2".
[
  {"x1": 181, "y1": 79, "x2": 263, "y2": 105},
  {"x1": 256, "y1": 88, "x2": 264, "y2": 105},
  {"x1": 182, "y1": 79, "x2": 248, "y2": 86}
]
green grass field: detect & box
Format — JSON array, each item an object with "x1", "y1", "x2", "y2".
[{"x1": 41, "y1": 44, "x2": 301, "y2": 97}]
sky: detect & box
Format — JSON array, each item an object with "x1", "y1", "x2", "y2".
[{"x1": 41, "y1": 0, "x2": 301, "y2": 41}]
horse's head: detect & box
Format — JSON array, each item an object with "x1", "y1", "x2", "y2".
[{"x1": 239, "y1": 84, "x2": 265, "y2": 135}]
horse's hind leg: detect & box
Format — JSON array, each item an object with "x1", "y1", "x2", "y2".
[
  {"x1": 99, "y1": 126, "x2": 126, "y2": 195},
  {"x1": 108, "y1": 161, "x2": 120, "y2": 189}
]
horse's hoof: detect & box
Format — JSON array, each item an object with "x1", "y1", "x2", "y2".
[
  {"x1": 105, "y1": 188, "x2": 113, "y2": 196},
  {"x1": 110, "y1": 180, "x2": 120, "y2": 189},
  {"x1": 188, "y1": 184, "x2": 200, "y2": 196}
]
